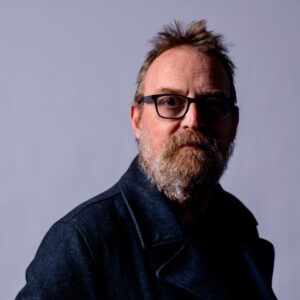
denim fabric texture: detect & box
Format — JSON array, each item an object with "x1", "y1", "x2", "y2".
[{"x1": 16, "y1": 157, "x2": 277, "y2": 299}]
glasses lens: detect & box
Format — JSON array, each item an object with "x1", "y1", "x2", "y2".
[
  {"x1": 202, "y1": 99, "x2": 230, "y2": 120},
  {"x1": 156, "y1": 95, "x2": 187, "y2": 118}
]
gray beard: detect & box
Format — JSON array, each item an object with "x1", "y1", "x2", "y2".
[{"x1": 138, "y1": 128, "x2": 234, "y2": 207}]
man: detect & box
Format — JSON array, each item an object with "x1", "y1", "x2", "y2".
[{"x1": 16, "y1": 20, "x2": 277, "y2": 299}]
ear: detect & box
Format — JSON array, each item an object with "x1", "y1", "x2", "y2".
[
  {"x1": 130, "y1": 104, "x2": 142, "y2": 139},
  {"x1": 230, "y1": 106, "x2": 239, "y2": 139}
]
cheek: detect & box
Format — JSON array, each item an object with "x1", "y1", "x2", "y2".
[
  {"x1": 211, "y1": 120, "x2": 235, "y2": 151},
  {"x1": 142, "y1": 117, "x2": 179, "y2": 153}
]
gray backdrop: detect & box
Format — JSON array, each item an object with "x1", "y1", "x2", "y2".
[{"x1": 1, "y1": 0, "x2": 299, "y2": 299}]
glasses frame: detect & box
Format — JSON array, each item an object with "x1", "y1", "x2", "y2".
[{"x1": 138, "y1": 93, "x2": 236, "y2": 120}]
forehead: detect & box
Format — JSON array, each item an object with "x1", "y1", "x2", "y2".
[{"x1": 143, "y1": 45, "x2": 231, "y2": 96}]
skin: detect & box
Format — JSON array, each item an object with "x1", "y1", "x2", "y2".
[{"x1": 131, "y1": 45, "x2": 239, "y2": 161}]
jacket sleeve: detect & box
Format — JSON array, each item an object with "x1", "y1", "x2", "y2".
[{"x1": 15, "y1": 220, "x2": 100, "y2": 300}]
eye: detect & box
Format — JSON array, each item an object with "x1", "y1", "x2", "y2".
[
  {"x1": 155, "y1": 95, "x2": 187, "y2": 119},
  {"x1": 157, "y1": 95, "x2": 185, "y2": 108},
  {"x1": 202, "y1": 98, "x2": 231, "y2": 120}
]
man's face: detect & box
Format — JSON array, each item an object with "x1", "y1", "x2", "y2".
[{"x1": 131, "y1": 45, "x2": 238, "y2": 205}]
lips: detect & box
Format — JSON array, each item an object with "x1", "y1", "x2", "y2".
[{"x1": 179, "y1": 142, "x2": 209, "y2": 151}]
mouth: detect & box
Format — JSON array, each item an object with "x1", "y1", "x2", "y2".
[{"x1": 180, "y1": 143, "x2": 207, "y2": 151}]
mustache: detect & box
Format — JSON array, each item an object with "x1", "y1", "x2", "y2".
[{"x1": 166, "y1": 129, "x2": 218, "y2": 153}]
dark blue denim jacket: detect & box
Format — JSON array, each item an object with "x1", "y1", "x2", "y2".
[{"x1": 16, "y1": 157, "x2": 277, "y2": 299}]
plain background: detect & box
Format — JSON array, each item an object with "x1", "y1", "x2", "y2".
[{"x1": 1, "y1": 0, "x2": 299, "y2": 299}]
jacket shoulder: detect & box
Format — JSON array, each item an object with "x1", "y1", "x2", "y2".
[
  {"x1": 62, "y1": 182, "x2": 121, "y2": 221},
  {"x1": 53, "y1": 182, "x2": 130, "y2": 259},
  {"x1": 16, "y1": 182, "x2": 131, "y2": 299},
  {"x1": 212, "y1": 187, "x2": 259, "y2": 239}
]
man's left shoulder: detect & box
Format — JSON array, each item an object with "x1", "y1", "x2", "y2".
[{"x1": 215, "y1": 186, "x2": 258, "y2": 230}]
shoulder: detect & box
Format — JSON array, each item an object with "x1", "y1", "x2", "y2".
[
  {"x1": 219, "y1": 187, "x2": 258, "y2": 225},
  {"x1": 211, "y1": 186, "x2": 259, "y2": 240},
  {"x1": 61, "y1": 182, "x2": 123, "y2": 227},
  {"x1": 42, "y1": 182, "x2": 131, "y2": 261},
  {"x1": 15, "y1": 185, "x2": 126, "y2": 299}
]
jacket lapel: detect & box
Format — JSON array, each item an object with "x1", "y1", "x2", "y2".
[{"x1": 153, "y1": 240, "x2": 230, "y2": 299}]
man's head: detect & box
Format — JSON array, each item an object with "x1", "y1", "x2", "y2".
[{"x1": 130, "y1": 20, "x2": 239, "y2": 207}]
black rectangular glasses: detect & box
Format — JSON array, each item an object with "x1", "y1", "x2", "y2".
[{"x1": 137, "y1": 93, "x2": 235, "y2": 121}]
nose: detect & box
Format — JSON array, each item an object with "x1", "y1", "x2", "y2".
[{"x1": 181, "y1": 103, "x2": 203, "y2": 129}]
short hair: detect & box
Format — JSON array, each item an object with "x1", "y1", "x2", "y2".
[{"x1": 134, "y1": 20, "x2": 236, "y2": 105}]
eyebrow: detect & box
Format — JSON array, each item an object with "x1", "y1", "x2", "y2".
[
  {"x1": 200, "y1": 89, "x2": 227, "y2": 97},
  {"x1": 154, "y1": 87, "x2": 227, "y2": 97},
  {"x1": 154, "y1": 87, "x2": 186, "y2": 95}
]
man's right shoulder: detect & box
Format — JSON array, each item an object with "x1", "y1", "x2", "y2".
[
  {"x1": 62, "y1": 182, "x2": 121, "y2": 222},
  {"x1": 15, "y1": 182, "x2": 133, "y2": 299},
  {"x1": 50, "y1": 182, "x2": 129, "y2": 247}
]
